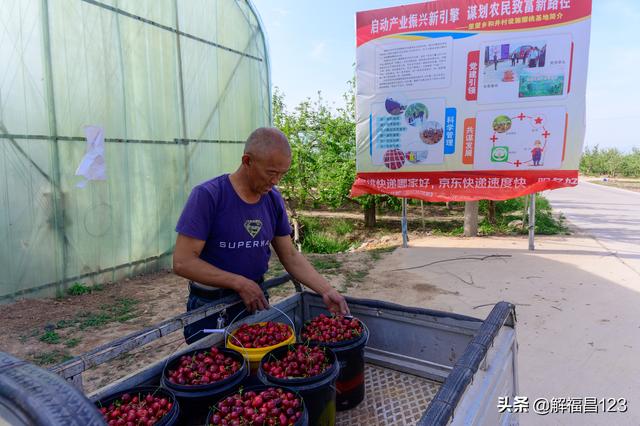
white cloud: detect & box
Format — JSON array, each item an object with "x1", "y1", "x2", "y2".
[{"x1": 310, "y1": 41, "x2": 327, "y2": 60}]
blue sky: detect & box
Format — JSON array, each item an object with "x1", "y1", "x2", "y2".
[{"x1": 252, "y1": 0, "x2": 639, "y2": 152}]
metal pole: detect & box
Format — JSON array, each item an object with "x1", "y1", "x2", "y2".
[
  {"x1": 114, "y1": 0, "x2": 134, "y2": 277},
  {"x1": 173, "y1": 0, "x2": 190, "y2": 201},
  {"x1": 41, "y1": 0, "x2": 68, "y2": 292},
  {"x1": 402, "y1": 198, "x2": 408, "y2": 248},
  {"x1": 528, "y1": 193, "x2": 536, "y2": 251}
]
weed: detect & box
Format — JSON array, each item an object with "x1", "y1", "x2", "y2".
[
  {"x1": 66, "y1": 282, "x2": 90, "y2": 296},
  {"x1": 78, "y1": 298, "x2": 139, "y2": 329},
  {"x1": 533, "y1": 211, "x2": 568, "y2": 235},
  {"x1": 65, "y1": 338, "x2": 81, "y2": 348},
  {"x1": 56, "y1": 319, "x2": 78, "y2": 329},
  {"x1": 431, "y1": 223, "x2": 465, "y2": 236},
  {"x1": 303, "y1": 232, "x2": 351, "y2": 253},
  {"x1": 66, "y1": 282, "x2": 104, "y2": 296},
  {"x1": 109, "y1": 298, "x2": 139, "y2": 322},
  {"x1": 79, "y1": 312, "x2": 111, "y2": 329},
  {"x1": 332, "y1": 219, "x2": 354, "y2": 235},
  {"x1": 31, "y1": 350, "x2": 72, "y2": 366},
  {"x1": 369, "y1": 246, "x2": 397, "y2": 260},
  {"x1": 310, "y1": 256, "x2": 342, "y2": 271},
  {"x1": 299, "y1": 216, "x2": 357, "y2": 254},
  {"x1": 39, "y1": 330, "x2": 61, "y2": 344},
  {"x1": 345, "y1": 270, "x2": 368, "y2": 286}
]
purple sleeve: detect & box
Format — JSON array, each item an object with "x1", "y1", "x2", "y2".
[
  {"x1": 175, "y1": 186, "x2": 214, "y2": 240},
  {"x1": 272, "y1": 189, "x2": 292, "y2": 237}
]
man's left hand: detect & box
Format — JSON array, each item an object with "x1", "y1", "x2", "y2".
[{"x1": 322, "y1": 288, "x2": 350, "y2": 316}]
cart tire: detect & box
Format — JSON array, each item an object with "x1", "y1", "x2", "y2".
[{"x1": 0, "y1": 352, "x2": 104, "y2": 426}]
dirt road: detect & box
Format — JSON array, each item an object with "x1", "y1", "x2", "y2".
[{"x1": 354, "y1": 234, "x2": 640, "y2": 426}]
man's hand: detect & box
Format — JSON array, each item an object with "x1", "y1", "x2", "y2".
[
  {"x1": 235, "y1": 278, "x2": 269, "y2": 313},
  {"x1": 322, "y1": 288, "x2": 350, "y2": 316}
]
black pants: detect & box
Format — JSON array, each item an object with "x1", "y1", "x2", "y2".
[{"x1": 183, "y1": 279, "x2": 268, "y2": 344}]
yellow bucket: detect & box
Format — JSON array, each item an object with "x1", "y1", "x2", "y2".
[{"x1": 226, "y1": 322, "x2": 296, "y2": 373}]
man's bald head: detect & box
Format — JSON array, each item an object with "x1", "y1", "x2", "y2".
[{"x1": 244, "y1": 127, "x2": 291, "y2": 158}]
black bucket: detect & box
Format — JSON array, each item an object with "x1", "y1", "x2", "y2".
[
  {"x1": 304, "y1": 319, "x2": 368, "y2": 411},
  {"x1": 205, "y1": 384, "x2": 309, "y2": 425},
  {"x1": 94, "y1": 386, "x2": 179, "y2": 426},
  {"x1": 257, "y1": 344, "x2": 340, "y2": 426},
  {"x1": 161, "y1": 347, "x2": 248, "y2": 425}
]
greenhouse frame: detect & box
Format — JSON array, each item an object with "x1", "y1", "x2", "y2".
[{"x1": 0, "y1": 0, "x2": 271, "y2": 300}]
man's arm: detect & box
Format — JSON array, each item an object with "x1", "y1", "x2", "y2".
[
  {"x1": 173, "y1": 234, "x2": 268, "y2": 312},
  {"x1": 271, "y1": 235, "x2": 349, "y2": 315}
]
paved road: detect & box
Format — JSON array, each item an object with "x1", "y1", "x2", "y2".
[{"x1": 544, "y1": 181, "x2": 640, "y2": 275}]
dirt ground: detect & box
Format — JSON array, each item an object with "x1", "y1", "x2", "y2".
[
  {"x1": 0, "y1": 238, "x2": 406, "y2": 393},
  {"x1": 583, "y1": 176, "x2": 640, "y2": 193}
]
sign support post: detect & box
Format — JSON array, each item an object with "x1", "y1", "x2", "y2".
[
  {"x1": 528, "y1": 193, "x2": 536, "y2": 251},
  {"x1": 402, "y1": 198, "x2": 408, "y2": 248}
]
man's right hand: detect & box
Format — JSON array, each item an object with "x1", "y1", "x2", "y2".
[{"x1": 234, "y1": 277, "x2": 269, "y2": 313}]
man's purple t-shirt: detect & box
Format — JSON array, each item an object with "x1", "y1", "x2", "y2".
[{"x1": 175, "y1": 174, "x2": 291, "y2": 282}]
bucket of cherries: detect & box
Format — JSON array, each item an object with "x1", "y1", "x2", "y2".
[
  {"x1": 300, "y1": 314, "x2": 369, "y2": 411},
  {"x1": 160, "y1": 346, "x2": 248, "y2": 422},
  {"x1": 96, "y1": 386, "x2": 179, "y2": 426},
  {"x1": 226, "y1": 321, "x2": 296, "y2": 372},
  {"x1": 206, "y1": 386, "x2": 308, "y2": 426},
  {"x1": 257, "y1": 343, "x2": 340, "y2": 425}
]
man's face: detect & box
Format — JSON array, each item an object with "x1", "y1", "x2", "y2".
[{"x1": 245, "y1": 149, "x2": 291, "y2": 195}]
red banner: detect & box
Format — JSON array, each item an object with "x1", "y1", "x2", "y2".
[
  {"x1": 356, "y1": 0, "x2": 592, "y2": 47},
  {"x1": 350, "y1": 170, "x2": 578, "y2": 202},
  {"x1": 465, "y1": 50, "x2": 480, "y2": 100}
]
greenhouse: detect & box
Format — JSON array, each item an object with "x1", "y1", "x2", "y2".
[{"x1": 0, "y1": 0, "x2": 271, "y2": 300}]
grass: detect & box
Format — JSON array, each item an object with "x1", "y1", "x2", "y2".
[
  {"x1": 55, "y1": 319, "x2": 77, "y2": 329},
  {"x1": 39, "y1": 330, "x2": 61, "y2": 344},
  {"x1": 369, "y1": 245, "x2": 397, "y2": 261},
  {"x1": 78, "y1": 312, "x2": 112, "y2": 329},
  {"x1": 310, "y1": 256, "x2": 342, "y2": 271},
  {"x1": 65, "y1": 282, "x2": 104, "y2": 296},
  {"x1": 302, "y1": 232, "x2": 351, "y2": 253},
  {"x1": 64, "y1": 338, "x2": 81, "y2": 348},
  {"x1": 299, "y1": 216, "x2": 355, "y2": 254},
  {"x1": 333, "y1": 219, "x2": 354, "y2": 235},
  {"x1": 472, "y1": 195, "x2": 567, "y2": 236},
  {"x1": 46, "y1": 298, "x2": 141, "y2": 332},
  {"x1": 344, "y1": 270, "x2": 368, "y2": 289},
  {"x1": 31, "y1": 350, "x2": 72, "y2": 366},
  {"x1": 75, "y1": 298, "x2": 139, "y2": 329}
]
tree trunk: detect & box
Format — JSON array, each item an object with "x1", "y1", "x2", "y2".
[
  {"x1": 445, "y1": 201, "x2": 451, "y2": 210},
  {"x1": 364, "y1": 201, "x2": 376, "y2": 228},
  {"x1": 487, "y1": 200, "x2": 496, "y2": 224},
  {"x1": 463, "y1": 201, "x2": 479, "y2": 237},
  {"x1": 283, "y1": 198, "x2": 302, "y2": 251}
]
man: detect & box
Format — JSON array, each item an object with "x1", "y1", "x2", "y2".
[{"x1": 173, "y1": 127, "x2": 349, "y2": 343}]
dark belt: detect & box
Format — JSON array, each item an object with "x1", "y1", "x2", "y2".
[{"x1": 188, "y1": 277, "x2": 265, "y2": 301}]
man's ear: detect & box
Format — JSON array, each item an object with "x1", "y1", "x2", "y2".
[{"x1": 241, "y1": 153, "x2": 252, "y2": 167}]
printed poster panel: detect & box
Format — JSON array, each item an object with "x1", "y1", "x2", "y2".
[{"x1": 352, "y1": 0, "x2": 592, "y2": 201}]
